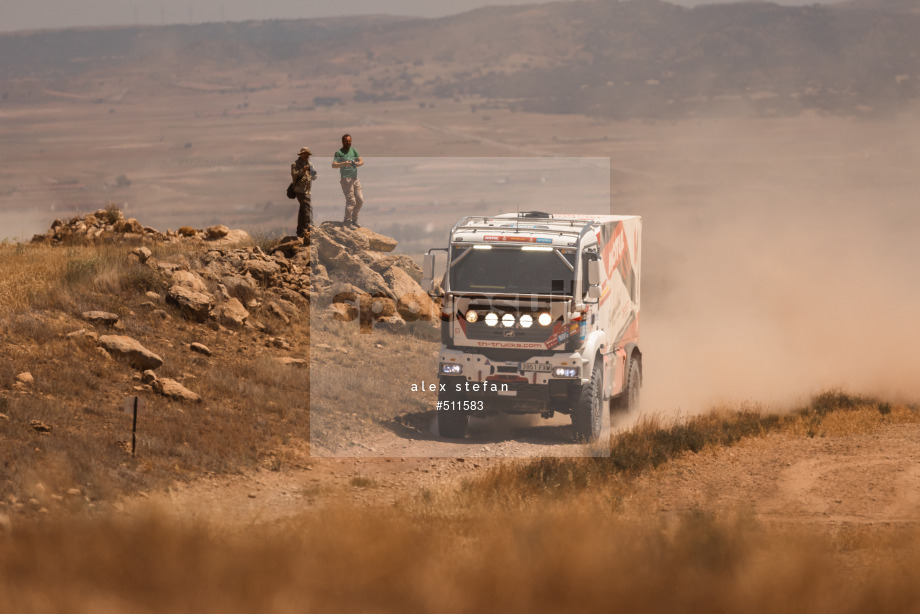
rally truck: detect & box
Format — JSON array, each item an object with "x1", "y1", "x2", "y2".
[{"x1": 421, "y1": 211, "x2": 642, "y2": 441}]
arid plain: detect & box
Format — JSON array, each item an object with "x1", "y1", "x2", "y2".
[{"x1": 4, "y1": 84, "x2": 920, "y2": 413}]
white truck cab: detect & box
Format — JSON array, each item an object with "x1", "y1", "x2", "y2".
[{"x1": 422, "y1": 211, "x2": 642, "y2": 441}]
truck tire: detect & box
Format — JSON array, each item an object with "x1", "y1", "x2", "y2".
[
  {"x1": 623, "y1": 358, "x2": 641, "y2": 412},
  {"x1": 613, "y1": 357, "x2": 642, "y2": 413},
  {"x1": 572, "y1": 361, "x2": 603, "y2": 442},
  {"x1": 437, "y1": 383, "x2": 470, "y2": 439}
]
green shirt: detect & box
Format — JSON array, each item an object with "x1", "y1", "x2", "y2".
[{"x1": 334, "y1": 147, "x2": 360, "y2": 179}]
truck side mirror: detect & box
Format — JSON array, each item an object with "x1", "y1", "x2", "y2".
[
  {"x1": 585, "y1": 259, "x2": 601, "y2": 303},
  {"x1": 421, "y1": 253, "x2": 436, "y2": 293},
  {"x1": 587, "y1": 259, "x2": 601, "y2": 285}
]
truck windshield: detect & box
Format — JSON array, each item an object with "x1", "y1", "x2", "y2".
[{"x1": 450, "y1": 247, "x2": 576, "y2": 295}]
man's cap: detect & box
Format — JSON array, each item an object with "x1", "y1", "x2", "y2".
[{"x1": 299, "y1": 146, "x2": 312, "y2": 155}]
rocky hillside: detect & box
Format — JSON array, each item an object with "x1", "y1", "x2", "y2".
[
  {"x1": 31, "y1": 208, "x2": 439, "y2": 345},
  {"x1": 1, "y1": 208, "x2": 438, "y2": 515}
]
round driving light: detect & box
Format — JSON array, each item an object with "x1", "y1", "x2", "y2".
[
  {"x1": 465, "y1": 310, "x2": 479, "y2": 323},
  {"x1": 520, "y1": 314, "x2": 533, "y2": 328},
  {"x1": 538, "y1": 312, "x2": 553, "y2": 326},
  {"x1": 501, "y1": 313, "x2": 515, "y2": 327},
  {"x1": 485, "y1": 313, "x2": 499, "y2": 327}
]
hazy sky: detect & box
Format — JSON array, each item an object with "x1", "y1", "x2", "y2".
[{"x1": 1, "y1": 0, "x2": 848, "y2": 33}]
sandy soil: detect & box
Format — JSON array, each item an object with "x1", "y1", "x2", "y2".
[
  {"x1": 120, "y1": 419, "x2": 920, "y2": 533},
  {"x1": 628, "y1": 422, "x2": 920, "y2": 528}
]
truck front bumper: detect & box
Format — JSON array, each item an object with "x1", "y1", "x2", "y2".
[{"x1": 439, "y1": 376, "x2": 578, "y2": 414}]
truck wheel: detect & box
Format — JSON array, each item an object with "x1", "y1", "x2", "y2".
[
  {"x1": 572, "y1": 361, "x2": 603, "y2": 442},
  {"x1": 437, "y1": 384, "x2": 470, "y2": 439},
  {"x1": 624, "y1": 359, "x2": 641, "y2": 412}
]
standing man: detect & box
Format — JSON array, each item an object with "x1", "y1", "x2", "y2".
[
  {"x1": 291, "y1": 146, "x2": 316, "y2": 238},
  {"x1": 332, "y1": 133, "x2": 364, "y2": 227}
]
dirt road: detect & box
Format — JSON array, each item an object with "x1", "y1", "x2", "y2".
[
  {"x1": 628, "y1": 422, "x2": 920, "y2": 528},
  {"x1": 122, "y1": 418, "x2": 920, "y2": 531}
]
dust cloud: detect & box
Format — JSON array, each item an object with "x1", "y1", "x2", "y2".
[{"x1": 630, "y1": 112, "x2": 920, "y2": 414}]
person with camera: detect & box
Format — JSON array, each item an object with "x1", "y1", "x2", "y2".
[
  {"x1": 291, "y1": 146, "x2": 317, "y2": 238},
  {"x1": 332, "y1": 134, "x2": 364, "y2": 228}
]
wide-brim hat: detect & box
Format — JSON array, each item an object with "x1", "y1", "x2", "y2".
[{"x1": 299, "y1": 146, "x2": 312, "y2": 155}]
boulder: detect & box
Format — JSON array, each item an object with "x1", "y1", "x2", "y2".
[
  {"x1": 113, "y1": 218, "x2": 144, "y2": 234},
  {"x1": 205, "y1": 225, "x2": 230, "y2": 239},
  {"x1": 153, "y1": 378, "x2": 201, "y2": 402},
  {"x1": 316, "y1": 223, "x2": 371, "y2": 252},
  {"x1": 269, "y1": 238, "x2": 303, "y2": 258},
  {"x1": 166, "y1": 285, "x2": 215, "y2": 321},
  {"x1": 359, "y1": 295, "x2": 396, "y2": 319},
  {"x1": 98, "y1": 335, "x2": 164, "y2": 370},
  {"x1": 328, "y1": 303, "x2": 358, "y2": 321},
  {"x1": 221, "y1": 274, "x2": 259, "y2": 303},
  {"x1": 271, "y1": 337, "x2": 292, "y2": 350},
  {"x1": 131, "y1": 246, "x2": 152, "y2": 263},
  {"x1": 312, "y1": 230, "x2": 348, "y2": 268},
  {"x1": 156, "y1": 261, "x2": 185, "y2": 273},
  {"x1": 171, "y1": 270, "x2": 209, "y2": 294},
  {"x1": 82, "y1": 311, "x2": 120, "y2": 326},
  {"x1": 208, "y1": 229, "x2": 251, "y2": 249},
  {"x1": 272, "y1": 287, "x2": 307, "y2": 305},
  {"x1": 324, "y1": 249, "x2": 393, "y2": 298},
  {"x1": 272, "y1": 298, "x2": 299, "y2": 319},
  {"x1": 30, "y1": 420, "x2": 52, "y2": 433},
  {"x1": 361, "y1": 229, "x2": 399, "y2": 253},
  {"x1": 244, "y1": 259, "x2": 282, "y2": 284},
  {"x1": 213, "y1": 298, "x2": 249, "y2": 328},
  {"x1": 369, "y1": 254, "x2": 424, "y2": 282},
  {"x1": 190, "y1": 342, "x2": 212, "y2": 356},
  {"x1": 16, "y1": 372, "x2": 34, "y2": 386},
  {"x1": 268, "y1": 302, "x2": 291, "y2": 325},
  {"x1": 382, "y1": 266, "x2": 439, "y2": 321}
]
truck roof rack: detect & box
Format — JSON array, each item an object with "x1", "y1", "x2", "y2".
[{"x1": 451, "y1": 215, "x2": 598, "y2": 238}]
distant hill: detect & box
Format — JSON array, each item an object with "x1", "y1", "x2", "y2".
[
  {"x1": 1, "y1": 0, "x2": 918, "y2": 119},
  {"x1": 840, "y1": 0, "x2": 920, "y2": 12},
  {"x1": 0, "y1": 15, "x2": 416, "y2": 80}
]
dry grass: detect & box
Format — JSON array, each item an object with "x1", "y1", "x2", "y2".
[
  {"x1": 0, "y1": 241, "x2": 165, "y2": 316},
  {"x1": 464, "y1": 391, "x2": 920, "y2": 502},
  {"x1": 0, "y1": 240, "x2": 310, "y2": 514},
  {"x1": 1, "y1": 504, "x2": 920, "y2": 614}
]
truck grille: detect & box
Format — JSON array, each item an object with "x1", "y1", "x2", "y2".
[
  {"x1": 459, "y1": 310, "x2": 560, "y2": 344},
  {"x1": 453, "y1": 347, "x2": 556, "y2": 362}
]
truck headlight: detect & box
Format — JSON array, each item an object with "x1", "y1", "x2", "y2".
[
  {"x1": 441, "y1": 363, "x2": 462, "y2": 375},
  {"x1": 538, "y1": 312, "x2": 552, "y2": 326},
  {"x1": 485, "y1": 313, "x2": 499, "y2": 327},
  {"x1": 465, "y1": 310, "x2": 478, "y2": 323},
  {"x1": 519, "y1": 314, "x2": 533, "y2": 328},
  {"x1": 501, "y1": 313, "x2": 515, "y2": 327},
  {"x1": 553, "y1": 367, "x2": 579, "y2": 378}
]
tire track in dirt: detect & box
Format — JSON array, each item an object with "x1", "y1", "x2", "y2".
[{"x1": 628, "y1": 423, "x2": 920, "y2": 527}]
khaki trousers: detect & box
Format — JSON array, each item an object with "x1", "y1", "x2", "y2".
[{"x1": 340, "y1": 177, "x2": 364, "y2": 223}]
